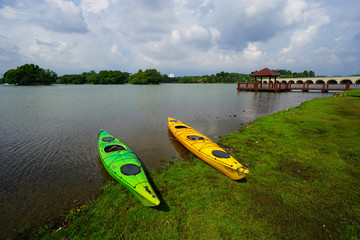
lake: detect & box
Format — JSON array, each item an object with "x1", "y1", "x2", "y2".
[{"x1": 0, "y1": 84, "x2": 330, "y2": 237}]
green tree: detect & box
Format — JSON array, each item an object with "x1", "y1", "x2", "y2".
[
  {"x1": 59, "y1": 74, "x2": 86, "y2": 84},
  {"x1": 2, "y1": 64, "x2": 58, "y2": 85},
  {"x1": 87, "y1": 73, "x2": 100, "y2": 84},
  {"x1": 3, "y1": 69, "x2": 17, "y2": 84},
  {"x1": 174, "y1": 72, "x2": 250, "y2": 83},
  {"x1": 274, "y1": 69, "x2": 316, "y2": 78},
  {"x1": 145, "y1": 69, "x2": 163, "y2": 84},
  {"x1": 130, "y1": 69, "x2": 146, "y2": 84},
  {"x1": 130, "y1": 69, "x2": 163, "y2": 84},
  {"x1": 82, "y1": 70, "x2": 96, "y2": 80}
]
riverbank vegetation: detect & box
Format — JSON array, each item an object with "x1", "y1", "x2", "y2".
[
  {"x1": 272, "y1": 69, "x2": 316, "y2": 78},
  {"x1": 165, "y1": 71, "x2": 252, "y2": 83},
  {"x1": 130, "y1": 69, "x2": 163, "y2": 84},
  {"x1": 58, "y1": 70, "x2": 252, "y2": 84},
  {"x1": 2, "y1": 64, "x2": 319, "y2": 85},
  {"x1": 25, "y1": 89, "x2": 360, "y2": 239},
  {"x1": 1, "y1": 64, "x2": 58, "y2": 85}
]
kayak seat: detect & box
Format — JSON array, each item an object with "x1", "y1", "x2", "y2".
[
  {"x1": 121, "y1": 164, "x2": 141, "y2": 175},
  {"x1": 104, "y1": 145, "x2": 125, "y2": 152},
  {"x1": 212, "y1": 150, "x2": 230, "y2": 158},
  {"x1": 187, "y1": 135, "x2": 205, "y2": 140}
]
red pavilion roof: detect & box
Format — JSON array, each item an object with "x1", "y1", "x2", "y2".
[{"x1": 250, "y1": 68, "x2": 280, "y2": 77}]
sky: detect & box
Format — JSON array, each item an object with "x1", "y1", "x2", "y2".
[{"x1": 0, "y1": 0, "x2": 359, "y2": 77}]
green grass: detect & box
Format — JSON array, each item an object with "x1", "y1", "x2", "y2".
[
  {"x1": 34, "y1": 90, "x2": 360, "y2": 239},
  {"x1": 336, "y1": 89, "x2": 360, "y2": 97}
]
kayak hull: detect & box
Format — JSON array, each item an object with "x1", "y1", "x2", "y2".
[
  {"x1": 98, "y1": 129, "x2": 160, "y2": 207},
  {"x1": 168, "y1": 117, "x2": 249, "y2": 180}
]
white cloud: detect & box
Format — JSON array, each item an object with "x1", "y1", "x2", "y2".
[
  {"x1": 39, "y1": 0, "x2": 88, "y2": 33},
  {"x1": 110, "y1": 44, "x2": 118, "y2": 54},
  {"x1": 242, "y1": 43, "x2": 263, "y2": 60},
  {"x1": 244, "y1": 0, "x2": 282, "y2": 18},
  {"x1": 291, "y1": 25, "x2": 317, "y2": 46},
  {"x1": 0, "y1": 5, "x2": 24, "y2": 19},
  {"x1": 283, "y1": 0, "x2": 307, "y2": 25},
  {"x1": 219, "y1": 53, "x2": 234, "y2": 65},
  {"x1": 0, "y1": 0, "x2": 359, "y2": 76},
  {"x1": 171, "y1": 30, "x2": 182, "y2": 44},
  {"x1": 81, "y1": 0, "x2": 110, "y2": 13},
  {"x1": 329, "y1": 54, "x2": 341, "y2": 65},
  {"x1": 334, "y1": 37, "x2": 342, "y2": 42},
  {"x1": 183, "y1": 25, "x2": 211, "y2": 48},
  {"x1": 345, "y1": 55, "x2": 357, "y2": 63}
]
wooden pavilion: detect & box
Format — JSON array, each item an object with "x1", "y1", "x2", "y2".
[
  {"x1": 237, "y1": 68, "x2": 285, "y2": 92},
  {"x1": 250, "y1": 68, "x2": 281, "y2": 87}
]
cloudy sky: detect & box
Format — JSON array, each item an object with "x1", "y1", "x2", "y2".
[{"x1": 0, "y1": 0, "x2": 359, "y2": 77}]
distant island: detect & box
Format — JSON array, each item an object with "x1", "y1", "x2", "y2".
[
  {"x1": 1, "y1": 63, "x2": 319, "y2": 85},
  {"x1": 1, "y1": 64, "x2": 58, "y2": 85}
]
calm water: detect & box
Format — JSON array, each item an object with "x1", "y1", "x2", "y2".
[{"x1": 0, "y1": 84, "x2": 330, "y2": 237}]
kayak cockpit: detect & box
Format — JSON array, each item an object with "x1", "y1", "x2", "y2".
[
  {"x1": 104, "y1": 145, "x2": 126, "y2": 152},
  {"x1": 187, "y1": 135, "x2": 205, "y2": 140},
  {"x1": 175, "y1": 125, "x2": 188, "y2": 129}
]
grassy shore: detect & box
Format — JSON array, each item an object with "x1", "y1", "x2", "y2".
[{"x1": 34, "y1": 90, "x2": 360, "y2": 239}]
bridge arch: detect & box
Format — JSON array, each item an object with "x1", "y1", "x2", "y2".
[
  {"x1": 306, "y1": 80, "x2": 314, "y2": 84},
  {"x1": 316, "y1": 80, "x2": 325, "y2": 84},
  {"x1": 278, "y1": 76, "x2": 359, "y2": 84},
  {"x1": 289, "y1": 80, "x2": 295, "y2": 84},
  {"x1": 340, "y1": 79, "x2": 352, "y2": 84},
  {"x1": 296, "y1": 80, "x2": 303, "y2": 84},
  {"x1": 281, "y1": 80, "x2": 287, "y2": 84}
]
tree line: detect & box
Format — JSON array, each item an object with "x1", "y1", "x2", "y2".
[
  {"x1": 60, "y1": 70, "x2": 130, "y2": 84},
  {"x1": 164, "y1": 72, "x2": 252, "y2": 83},
  {"x1": 1, "y1": 65, "x2": 164, "y2": 85},
  {"x1": 1, "y1": 64, "x2": 58, "y2": 85},
  {"x1": 270, "y1": 69, "x2": 315, "y2": 78},
  {"x1": 1, "y1": 63, "x2": 317, "y2": 85}
]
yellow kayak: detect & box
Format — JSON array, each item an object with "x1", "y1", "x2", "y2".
[{"x1": 168, "y1": 117, "x2": 249, "y2": 180}]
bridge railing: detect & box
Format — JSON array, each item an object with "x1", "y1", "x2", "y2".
[
  {"x1": 310, "y1": 84, "x2": 326, "y2": 90},
  {"x1": 328, "y1": 84, "x2": 346, "y2": 90},
  {"x1": 349, "y1": 84, "x2": 360, "y2": 90},
  {"x1": 289, "y1": 84, "x2": 303, "y2": 89}
]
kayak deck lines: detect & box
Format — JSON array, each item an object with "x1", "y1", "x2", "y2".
[{"x1": 172, "y1": 126, "x2": 237, "y2": 168}]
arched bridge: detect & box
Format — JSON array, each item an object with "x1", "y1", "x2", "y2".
[
  {"x1": 278, "y1": 76, "x2": 360, "y2": 85},
  {"x1": 238, "y1": 76, "x2": 360, "y2": 92}
]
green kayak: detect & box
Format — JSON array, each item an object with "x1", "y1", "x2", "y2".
[{"x1": 98, "y1": 129, "x2": 160, "y2": 207}]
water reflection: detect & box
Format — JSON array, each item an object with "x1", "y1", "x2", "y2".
[{"x1": 167, "y1": 129, "x2": 190, "y2": 161}]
